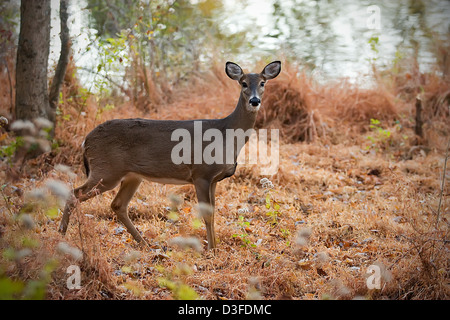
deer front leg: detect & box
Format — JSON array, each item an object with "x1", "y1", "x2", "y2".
[
  {"x1": 194, "y1": 179, "x2": 217, "y2": 250},
  {"x1": 59, "y1": 177, "x2": 116, "y2": 235},
  {"x1": 59, "y1": 195, "x2": 76, "y2": 235}
]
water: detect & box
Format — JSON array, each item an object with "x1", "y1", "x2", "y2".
[
  {"x1": 49, "y1": 0, "x2": 450, "y2": 87},
  {"x1": 218, "y1": 0, "x2": 450, "y2": 80}
]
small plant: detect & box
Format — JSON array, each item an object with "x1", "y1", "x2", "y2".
[
  {"x1": 261, "y1": 178, "x2": 281, "y2": 227},
  {"x1": 0, "y1": 257, "x2": 59, "y2": 300},
  {"x1": 366, "y1": 118, "x2": 392, "y2": 152},
  {"x1": 0, "y1": 180, "x2": 70, "y2": 299},
  {"x1": 265, "y1": 194, "x2": 281, "y2": 227},
  {"x1": 95, "y1": 103, "x2": 115, "y2": 120},
  {"x1": 232, "y1": 215, "x2": 255, "y2": 248},
  {"x1": 280, "y1": 228, "x2": 291, "y2": 246},
  {"x1": 368, "y1": 35, "x2": 379, "y2": 59},
  {"x1": 0, "y1": 136, "x2": 23, "y2": 166},
  {"x1": 156, "y1": 264, "x2": 198, "y2": 300},
  {"x1": 367, "y1": 34, "x2": 380, "y2": 70}
]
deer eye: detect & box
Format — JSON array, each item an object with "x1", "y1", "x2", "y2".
[
  {"x1": 260, "y1": 82, "x2": 265, "y2": 87},
  {"x1": 242, "y1": 82, "x2": 248, "y2": 88}
]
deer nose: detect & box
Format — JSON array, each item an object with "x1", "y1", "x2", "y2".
[{"x1": 249, "y1": 97, "x2": 260, "y2": 107}]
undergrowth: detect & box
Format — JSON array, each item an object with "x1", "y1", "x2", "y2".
[{"x1": 0, "y1": 56, "x2": 449, "y2": 300}]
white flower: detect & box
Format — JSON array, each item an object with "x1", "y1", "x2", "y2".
[
  {"x1": 26, "y1": 188, "x2": 48, "y2": 202},
  {"x1": 33, "y1": 117, "x2": 53, "y2": 129},
  {"x1": 45, "y1": 179, "x2": 71, "y2": 201},
  {"x1": 237, "y1": 207, "x2": 249, "y2": 215},
  {"x1": 168, "y1": 193, "x2": 182, "y2": 209},
  {"x1": 315, "y1": 251, "x2": 330, "y2": 263},
  {"x1": 20, "y1": 214, "x2": 35, "y2": 230},
  {"x1": 54, "y1": 164, "x2": 77, "y2": 179},
  {"x1": 196, "y1": 202, "x2": 213, "y2": 219},
  {"x1": 247, "y1": 277, "x2": 262, "y2": 300},
  {"x1": 260, "y1": 178, "x2": 274, "y2": 189},
  {"x1": 10, "y1": 120, "x2": 36, "y2": 135},
  {"x1": 124, "y1": 250, "x2": 141, "y2": 263},
  {"x1": 57, "y1": 242, "x2": 83, "y2": 261},
  {"x1": 295, "y1": 227, "x2": 312, "y2": 246},
  {"x1": 0, "y1": 116, "x2": 8, "y2": 126},
  {"x1": 168, "y1": 236, "x2": 202, "y2": 252}
]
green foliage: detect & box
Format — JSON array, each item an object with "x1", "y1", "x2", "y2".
[
  {"x1": 367, "y1": 34, "x2": 381, "y2": 67},
  {"x1": 0, "y1": 136, "x2": 23, "y2": 166},
  {"x1": 83, "y1": 0, "x2": 245, "y2": 102},
  {"x1": 366, "y1": 118, "x2": 392, "y2": 152},
  {"x1": 0, "y1": 0, "x2": 19, "y2": 47},
  {"x1": 368, "y1": 36, "x2": 380, "y2": 56},
  {"x1": 0, "y1": 213, "x2": 58, "y2": 300},
  {"x1": 232, "y1": 215, "x2": 255, "y2": 248},
  {"x1": 156, "y1": 264, "x2": 198, "y2": 300},
  {"x1": 265, "y1": 193, "x2": 281, "y2": 227},
  {"x1": 95, "y1": 103, "x2": 115, "y2": 120},
  {"x1": 391, "y1": 50, "x2": 405, "y2": 75},
  {"x1": 0, "y1": 180, "x2": 70, "y2": 300}
]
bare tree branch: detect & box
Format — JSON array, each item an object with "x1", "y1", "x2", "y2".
[
  {"x1": 78, "y1": 66, "x2": 130, "y2": 97},
  {"x1": 436, "y1": 138, "x2": 449, "y2": 227}
]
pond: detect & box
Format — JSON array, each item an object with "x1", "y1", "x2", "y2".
[
  {"x1": 218, "y1": 0, "x2": 450, "y2": 80},
  {"x1": 50, "y1": 0, "x2": 450, "y2": 86}
]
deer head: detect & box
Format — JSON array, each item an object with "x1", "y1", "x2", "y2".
[{"x1": 225, "y1": 61, "x2": 281, "y2": 112}]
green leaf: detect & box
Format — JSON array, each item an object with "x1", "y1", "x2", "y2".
[
  {"x1": 0, "y1": 278, "x2": 25, "y2": 299},
  {"x1": 21, "y1": 236, "x2": 39, "y2": 248},
  {"x1": 123, "y1": 281, "x2": 142, "y2": 296},
  {"x1": 22, "y1": 280, "x2": 46, "y2": 300},
  {"x1": 121, "y1": 266, "x2": 132, "y2": 274},
  {"x1": 158, "y1": 278, "x2": 176, "y2": 291},
  {"x1": 177, "y1": 284, "x2": 198, "y2": 300},
  {"x1": 167, "y1": 211, "x2": 179, "y2": 222},
  {"x1": 46, "y1": 207, "x2": 60, "y2": 219},
  {"x1": 191, "y1": 218, "x2": 202, "y2": 229},
  {"x1": 2, "y1": 248, "x2": 16, "y2": 260}
]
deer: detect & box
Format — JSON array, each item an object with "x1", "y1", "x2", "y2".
[{"x1": 58, "y1": 61, "x2": 281, "y2": 250}]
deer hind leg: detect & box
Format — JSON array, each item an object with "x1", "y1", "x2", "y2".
[
  {"x1": 110, "y1": 175, "x2": 144, "y2": 244},
  {"x1": 58, "y1": 174, "x2": 121, "y2": 235},
  {"x1": 194, "y1": 179, "x2": 217, "y2": 250}
]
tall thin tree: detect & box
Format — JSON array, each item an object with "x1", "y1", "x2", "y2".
[
  {"x1": 49, "y1": 0, "x2": 70, "y2": 126},
  {"x1": 15, "y1": 0, "x2": 51, "y2": 122}
]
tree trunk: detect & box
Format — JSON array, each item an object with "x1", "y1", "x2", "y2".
[
  {"x1": 414, "y1": 96, "x2": 423, "y2": 139},
  {"x1": 49, "y1": 0, "x2": 70, "y2": 126},
  {"x1": 15, "y1": 0, "x2": 51, "y2": 122}
]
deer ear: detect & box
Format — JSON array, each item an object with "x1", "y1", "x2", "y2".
[
  {"x1": 261, "y1": 61, "x2": 281, "y2": 80},
  {"x1": 226, "y1": 62, "x2": 244, "y2": 81}
]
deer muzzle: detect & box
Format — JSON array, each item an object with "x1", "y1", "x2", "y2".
[{"x1": 249, "y1": 97, "x2": 261, "y2": 107}]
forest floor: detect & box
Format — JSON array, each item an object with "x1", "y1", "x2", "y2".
[{"x1": 0, "y1": 63, "x2": 449, "y2": 300}]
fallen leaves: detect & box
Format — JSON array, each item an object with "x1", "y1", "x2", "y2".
[
  {"x1": 2, "y1": 122, "x2": 444, "y2": 301},
  {"x1": 182, "y1": 207, "x2": 192, "y2": 214}
]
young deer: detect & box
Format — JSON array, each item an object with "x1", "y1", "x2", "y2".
[{"x1": 59, "y1": 61, "x2": 281, "y2": 250}]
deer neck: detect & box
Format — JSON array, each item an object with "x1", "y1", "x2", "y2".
[{"x1": 225, "y1": 93, "x2": 258, "y2": 132}]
